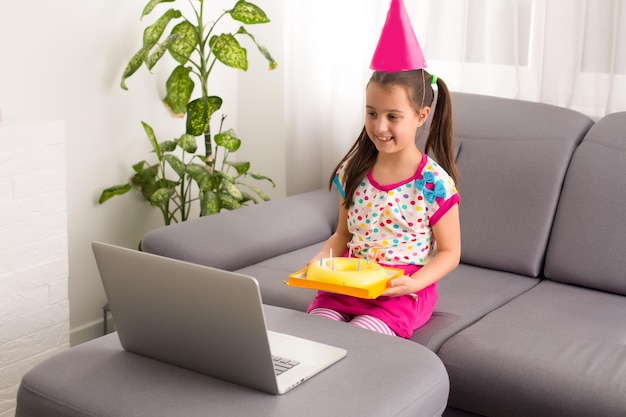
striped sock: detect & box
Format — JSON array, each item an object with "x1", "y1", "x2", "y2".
[
  {"x1": 309, "y1": 308, "x2": 351, "y2": 322},
  {"x1": 350, "y1": 315, "x2": 396, "y2": 336}
]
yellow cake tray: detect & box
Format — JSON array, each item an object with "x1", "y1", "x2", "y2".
[{"x1": 287, "y1": 258, "x2": 404, "y2": 299}]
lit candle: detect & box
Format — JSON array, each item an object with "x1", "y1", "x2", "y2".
[
  {"x1": 358, "y1": 258, "x2": 361, "y2": 271},
  {"x1": 319, "y1": 252, "x2": 323, "y2": 266}
]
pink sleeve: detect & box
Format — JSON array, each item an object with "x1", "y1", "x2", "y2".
[{"x1": 430, "y1": 193, "x2": 460, "y2": 226}]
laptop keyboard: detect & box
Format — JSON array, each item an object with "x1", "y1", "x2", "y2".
[{"x1": 272, "y1": 355, "x2": 300, "y2": 376}]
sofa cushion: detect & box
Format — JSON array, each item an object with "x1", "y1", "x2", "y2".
[
  {"x1": 438, "y1": 280, "x2": 626, "y2": 417},
  {"x1": 544, "y1": 111, "x2": 626, "y2": 295},
  {"x1": 451, "y1": 93, "x2": 594, "y2": 277},
  {"x1": 411, "y1": 263, "x2": 539, "y2": 351}
]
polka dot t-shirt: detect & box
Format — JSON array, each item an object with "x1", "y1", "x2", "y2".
[{"x1": 334, "y1": 153, "x2": 460, "y2": 266}]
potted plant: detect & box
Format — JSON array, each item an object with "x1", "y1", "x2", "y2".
[{"x1": 99, "y1": 0, "x2": 277, "y2": 226}]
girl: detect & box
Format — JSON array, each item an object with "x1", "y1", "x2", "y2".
[{"x1": 307, "y1": 70, "x2": 461, "y2": 338}]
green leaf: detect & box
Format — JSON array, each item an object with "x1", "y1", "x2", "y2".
[
  {"x1": 163, "y1": 65, "x2": 194, "y2": 116},
  {"x1": 223, "y1": 180, "x2": 243, "y2": 201},
  {"x1": 120, "y1": 47, "x2": 148, "y2": 90},
  {"x1": 132, "y1": 164, "x2": 160, "y2": 202},
  {"x1": 246, "y1": 183, "x2": 271, "y2": 201},
  {"x1": 187, "y1": 164, "x2": 212, "y2": 190},
  {"x1": 249, "y1": 172, "x2": 276, "y2": 187},
  {"x1": 139, "y1": 182, "x2": 157, "y2": 201},
  {"x1": 185, "y1": 163, "x2": 209, "y2": 178},
  {"x1": 141, "y1": 0, "x2": 175, "y2": 18},
  {"x1": 205, "y1": 96, "x2": 223, "y2": 117},
  {"x1": 164, "y1": 154, "x2": 186, "y2": 177},
  {"x1": 169, "y1": 21, "x2": 197, "y2": 64},
  {"x1": 196, "y1": 175, "x2": 213, "y2": 192},
  {"x1": 236, "y1": 26, "x2": 278, "y2": 70},
  {"x1": 163, "y1": 178, "x2": 179, "y2": 188},
  {"x1": 229, "y1": 0, "x2": 270, "y2": 24},
  {"x1": 146, "y1": 33, "x2": 180, "y2": 70},
  {"x1": 98, "y1": 184, "x2": 132, "y2": 204},
  {"x1": 240, "y1": 191, "x2": 257, "y2": 204},
  {"x1": 225, "y1": 160, "x2": 250, "y2": 175},
  {"x1": 186, "y1": 96, "x2": 222, "y2": 136},
  {"x1": 214, "y1": 129, "x2": 241, "y2": 152},
  {"x1": 159, "y1": 140, "x2": 177, "y2": 153},
  {"x1": 186, "y1": 99, "x2": 209, "y2": 136},
  {"x1": 177, "y1": 133, "x2": 198, "y2": 153},
  {"x1": 129, "y1": 166, "x2": 162, "y2": 201},
  {"x1": 150, "y1": 187, "x2": 174, "y2": 207},
  {"x1": 215, "y1": 169, "x2": 236, "y2": 184},
  {"x1": 201, "y1": 191, "x2": 220, "y2": 215},
  {"x1": 210, "y1": 34, "x2": 248, "y2": 71},
  {"x1": 256, "y1": 43, "x2": 278, "y2": 70},
  {"x1": 133, "y1": 164, "x2": 159, "y2": 184},
  {"x1": 143, "y1": 9, "x2": 182, "y2": 50},
  {"x1": 132, "y1": 160, "x2": 149, "y2": 174},
  {"x1": 218, "y1": 192, "x2": 242, "y2": 210},
  {"x1": 141, "y1": 122, "x2": 162, "y2": 160}
]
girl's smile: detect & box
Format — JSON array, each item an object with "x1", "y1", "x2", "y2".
[{"x1": 375, "y1": 135, "x2": 393, "y2": 142}]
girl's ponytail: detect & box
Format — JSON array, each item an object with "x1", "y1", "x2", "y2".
[{"x1": 425, "y1": 76, "x2": 458, "y2": 183}]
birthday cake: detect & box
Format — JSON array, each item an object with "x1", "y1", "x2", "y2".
[{"x1": 287, "y1": 257, "x2": 404, "y2": 299}]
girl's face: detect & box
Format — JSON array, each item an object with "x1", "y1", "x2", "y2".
[{"x1": 365, "y1": 82, "x2": 428, "y2": 157}]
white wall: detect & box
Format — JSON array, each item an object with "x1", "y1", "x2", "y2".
[
  {"x1": 0, "y1": 0, "x2": 285, "y2": 347},
  {"x1": 237, "y1": 2, "x2": 286, "y2": 193},
  {"x1": 0, "y1": 121, "x2": 69, "y2": 417}
]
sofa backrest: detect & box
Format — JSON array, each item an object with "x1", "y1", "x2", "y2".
[
  {"x1": 142, "y1": 188, "x2": 339, "y2": 271},
  {"x1": 544, "y1": 112, "x2": 626, "y2": 295},
  {"x1": 451, "y1": 93, "x2": 594, "y2": 277}
]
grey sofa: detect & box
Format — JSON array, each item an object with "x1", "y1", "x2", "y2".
[
  {"x1": 15, "y1": 306, "x2": 449, "y2": 417},
  {"x1": 141, "y1": 92, "x2": 626, "y2": 417}
]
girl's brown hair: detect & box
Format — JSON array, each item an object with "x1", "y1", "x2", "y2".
[{"x1": 330, "y1": 70, "x2": 457, "y2": 209}]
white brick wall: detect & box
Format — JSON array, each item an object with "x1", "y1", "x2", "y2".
[{"x1": 0, "y1": 121, "x2": 69, "y2": 417}]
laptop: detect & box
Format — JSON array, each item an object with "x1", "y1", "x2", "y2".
[{"x1": 92, "y1": 241, "x2": 347, "y2": 394}]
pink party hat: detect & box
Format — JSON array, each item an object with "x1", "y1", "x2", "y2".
[{"x1": 370, "y1": 0, "x2": 427, "y2": 71}]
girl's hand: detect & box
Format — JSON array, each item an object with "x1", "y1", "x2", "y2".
[{"x1": 381, "y1": 275, "x2": 417, "y2": 297}]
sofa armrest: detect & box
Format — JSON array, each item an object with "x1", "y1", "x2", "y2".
[{"x1": 142, "y1": 188, "x2": 338, "y2": 271}]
